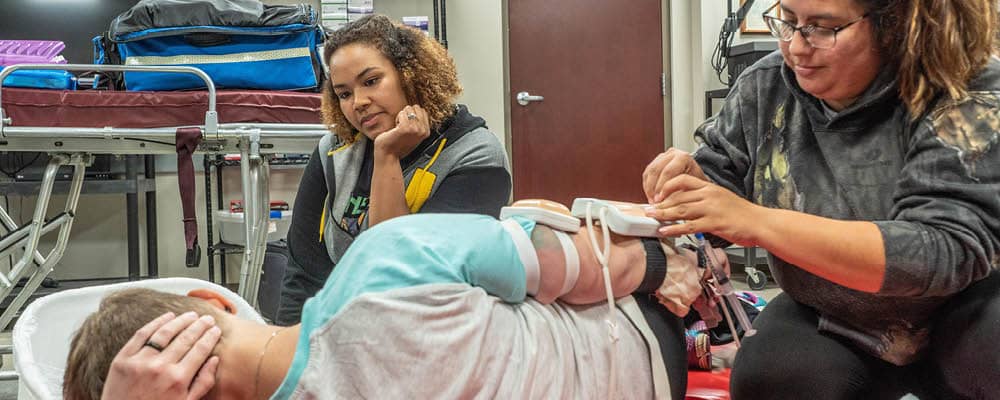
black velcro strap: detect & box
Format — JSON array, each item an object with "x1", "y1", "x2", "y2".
[{"x1": 636, "y1": 238, "x2": 668, "y2": 294}]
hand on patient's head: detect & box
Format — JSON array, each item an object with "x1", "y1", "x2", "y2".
[
  {"x1": 98, "y1": 312, "x2": 221, "y2": 400},
  {"x1": 63, "y1": 289, "x2": 231, "y2": 400}
]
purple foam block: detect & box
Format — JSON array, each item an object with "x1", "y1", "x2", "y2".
[
  {"x1": 0, "y1": 40, "x2": 66, "y2": 65},
  {"x1": 0, "y1": 55, "x2": 63, "y2": 66}
]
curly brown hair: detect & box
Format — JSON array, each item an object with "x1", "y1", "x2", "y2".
[
  {"x1": 321, "y1": 14, "x2": 463, "y2": 143},
  {"x1": 858, "y1": 0, "x2": 999, "y2": 117}
]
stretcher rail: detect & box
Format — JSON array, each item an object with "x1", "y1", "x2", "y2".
[{"x1": 0, "y1": 64, "x2": 326, "y2": 320}]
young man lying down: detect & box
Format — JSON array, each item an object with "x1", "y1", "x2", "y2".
[{"x1": 64, "y1": 201, "x2": 723, "y2": 400}]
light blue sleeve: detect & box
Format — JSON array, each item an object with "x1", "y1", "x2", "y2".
[
  {"x1": 274, "y1": 213, "x2": 536, "y2": 400},
  {"x1": 304, "y1": 213, "x2": 534, "y2": 324}
]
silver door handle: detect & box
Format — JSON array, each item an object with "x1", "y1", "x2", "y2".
[{"x1": 516, "y1": 91, "x2": 544, "y2": 106}]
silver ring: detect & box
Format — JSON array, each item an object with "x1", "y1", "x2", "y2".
[
  {"x1": 144, "y1": 340, "x2": 165, "y2": 352},
  {"x1": 406, "y1": 113, "x2": 418, "y2": 120}
]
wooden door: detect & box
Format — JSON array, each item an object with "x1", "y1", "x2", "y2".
[{"x1": 509, "y1": 0, "x2": 665, "y2": 206}]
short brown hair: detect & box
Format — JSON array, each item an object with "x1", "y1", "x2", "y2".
[
  {"x1": 859, "y1": 0, "x2": 999, "y2": 117},
  {"x1": 321, "y1": 14, "x2": 463, "y2": 143},
  {"x1": 62, "y1": 289, "x2": 223, "y2": 400}
]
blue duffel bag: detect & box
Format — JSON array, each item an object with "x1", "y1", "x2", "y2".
[
  {"x1": 1, "y1": 68, "x2": 78, "y2": 90},
  {"x1": 94, "y1": 0, "x2": 326, "y2": 91}
]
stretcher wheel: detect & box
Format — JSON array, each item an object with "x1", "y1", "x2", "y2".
[{"x1": 746, "y1": 268, "x2": 768, "y2": 290}]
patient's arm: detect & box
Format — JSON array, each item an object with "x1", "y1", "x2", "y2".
[
  {"x1": 502, "y1": 198, "x2": 695, "y2": 306},
  {"x1": 529, "y1": 225, "x2": 691, "y2": 305}
]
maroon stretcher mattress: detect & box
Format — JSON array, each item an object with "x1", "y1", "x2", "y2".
[{"x1": 1, "y1": 88, "x2": 322, "y2": 128}]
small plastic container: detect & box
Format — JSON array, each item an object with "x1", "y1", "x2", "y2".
[{"x1": 215, "y1": 209, "x2": 292, "y2": 245}]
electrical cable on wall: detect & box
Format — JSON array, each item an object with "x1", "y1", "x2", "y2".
[
  {"x1": 440, "y1": 0, "x2": 448, "y2": 49},
  {"x1": 4, "y1": 196, "x2": 11, "y2": 275},
  {"x1": 432, "y1": 0, "x2": 440, "y2": 42},
  {"x1": 710, "y1": 21, "x2": 738, "y2": 86},
  {"x1": 711, "y1": 0, "x2": 758, "y2": 86},
  {"x1": 0, "y1": 153, "x2": 42, "y2": 179}
]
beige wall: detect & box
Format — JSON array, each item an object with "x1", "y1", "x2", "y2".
[
  {"x1": 670, "y1": 0, "x2": 776, "y2": 152},
  {"x1": 669, "y1": 0, "x2": 698, "y2": 152},
  {"x1": 4, "y1": 193, "x2": 141, "y2": 281},
  {"x1": 441, "y1": 1, "x2": 506, "y2": 142}
]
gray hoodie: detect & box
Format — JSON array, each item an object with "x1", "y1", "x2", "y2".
[{"x1": 695, "y1": 51, "x2": 1000, "y2": 365}]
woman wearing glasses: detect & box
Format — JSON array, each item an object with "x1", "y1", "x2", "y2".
[{"x1": 643, "y1": 0, "x2": 1000, "y2": 398}]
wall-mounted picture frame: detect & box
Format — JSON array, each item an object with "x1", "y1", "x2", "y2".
[{"x1": 741, "y1": 0, "x2": 780, "y2": 34}]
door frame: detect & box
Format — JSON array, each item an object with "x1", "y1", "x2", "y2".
[{"x1": 500, "y1": 0, "x2": 674, "y2": 194}]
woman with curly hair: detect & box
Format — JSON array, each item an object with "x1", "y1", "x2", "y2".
[
  {"x1": 275, "y1": 15, "x2": 511, "y2": 325},
  {"x1": 644, "y1": 0, "x2": 1000, "y2": 398}
]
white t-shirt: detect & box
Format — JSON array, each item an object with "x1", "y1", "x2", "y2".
[{"x1": 282, "y1": 284, "x2": 667, "y2": 399}]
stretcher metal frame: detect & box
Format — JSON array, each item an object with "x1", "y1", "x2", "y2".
[{"x1": 0, "y1": 64, "x2": 327, "y2": 329}]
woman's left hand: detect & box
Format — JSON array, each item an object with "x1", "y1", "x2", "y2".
[
  {"x1": 374, "y1": 105, "x2": 431, "y2": 159},
  {"x1": 101, "y1": 312, "x2": 222, "y2": 400},
  {"x1": 645, "y1": 174, "x2": 764, "y2": 247}
]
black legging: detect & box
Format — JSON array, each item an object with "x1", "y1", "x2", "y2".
[
  {"x1": 634, "y1": 293, "x2": 688, "y2": 400},
  {"x1": 731, "y1": 271, "x2": 1000, "y2": 399}
]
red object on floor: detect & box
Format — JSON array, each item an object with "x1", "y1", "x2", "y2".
[{"x1": 685, "y1": 368, "x2": 731, "y2": 400}]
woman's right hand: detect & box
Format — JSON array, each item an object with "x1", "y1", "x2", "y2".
[
  {"x1": 642, "y1": 148, "x2": 709, "y2": 203},
  {"x1": 101, "y1": 311, "x2": 222, "y2": 400},
  {"x1": 373, "y1": 104, "x2": 431, "y2": 160}
]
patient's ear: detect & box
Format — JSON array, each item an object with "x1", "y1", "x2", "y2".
[{"x1": 187, "y1": 289, "x2": 237, "y2": 315}]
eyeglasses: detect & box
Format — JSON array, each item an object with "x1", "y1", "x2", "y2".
[{"x1": 761, "y1": 2, "x2": 868, "y2": 49}]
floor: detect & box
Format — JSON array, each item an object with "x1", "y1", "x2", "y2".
[
  {"x1": 732, "y1": 272, "x2": 781, "y2": 302},
  {"x1": 0, "y1": 331, "x2": 16, "y2": 399}
]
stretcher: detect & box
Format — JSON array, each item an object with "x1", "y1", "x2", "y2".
[{"x1": 0, "y1": 64, "x2": 328, "y2": 329}]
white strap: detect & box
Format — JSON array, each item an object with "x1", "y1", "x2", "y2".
[
  {"x1": 552, "y1": 230, "x2": 580, "y2": 298},
  {"x1": 500, "y1": 218, "x2": 540, "y2": 296},
  {"x1": 584, "y1": 203, "x2": 619, "y2": 399}
]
